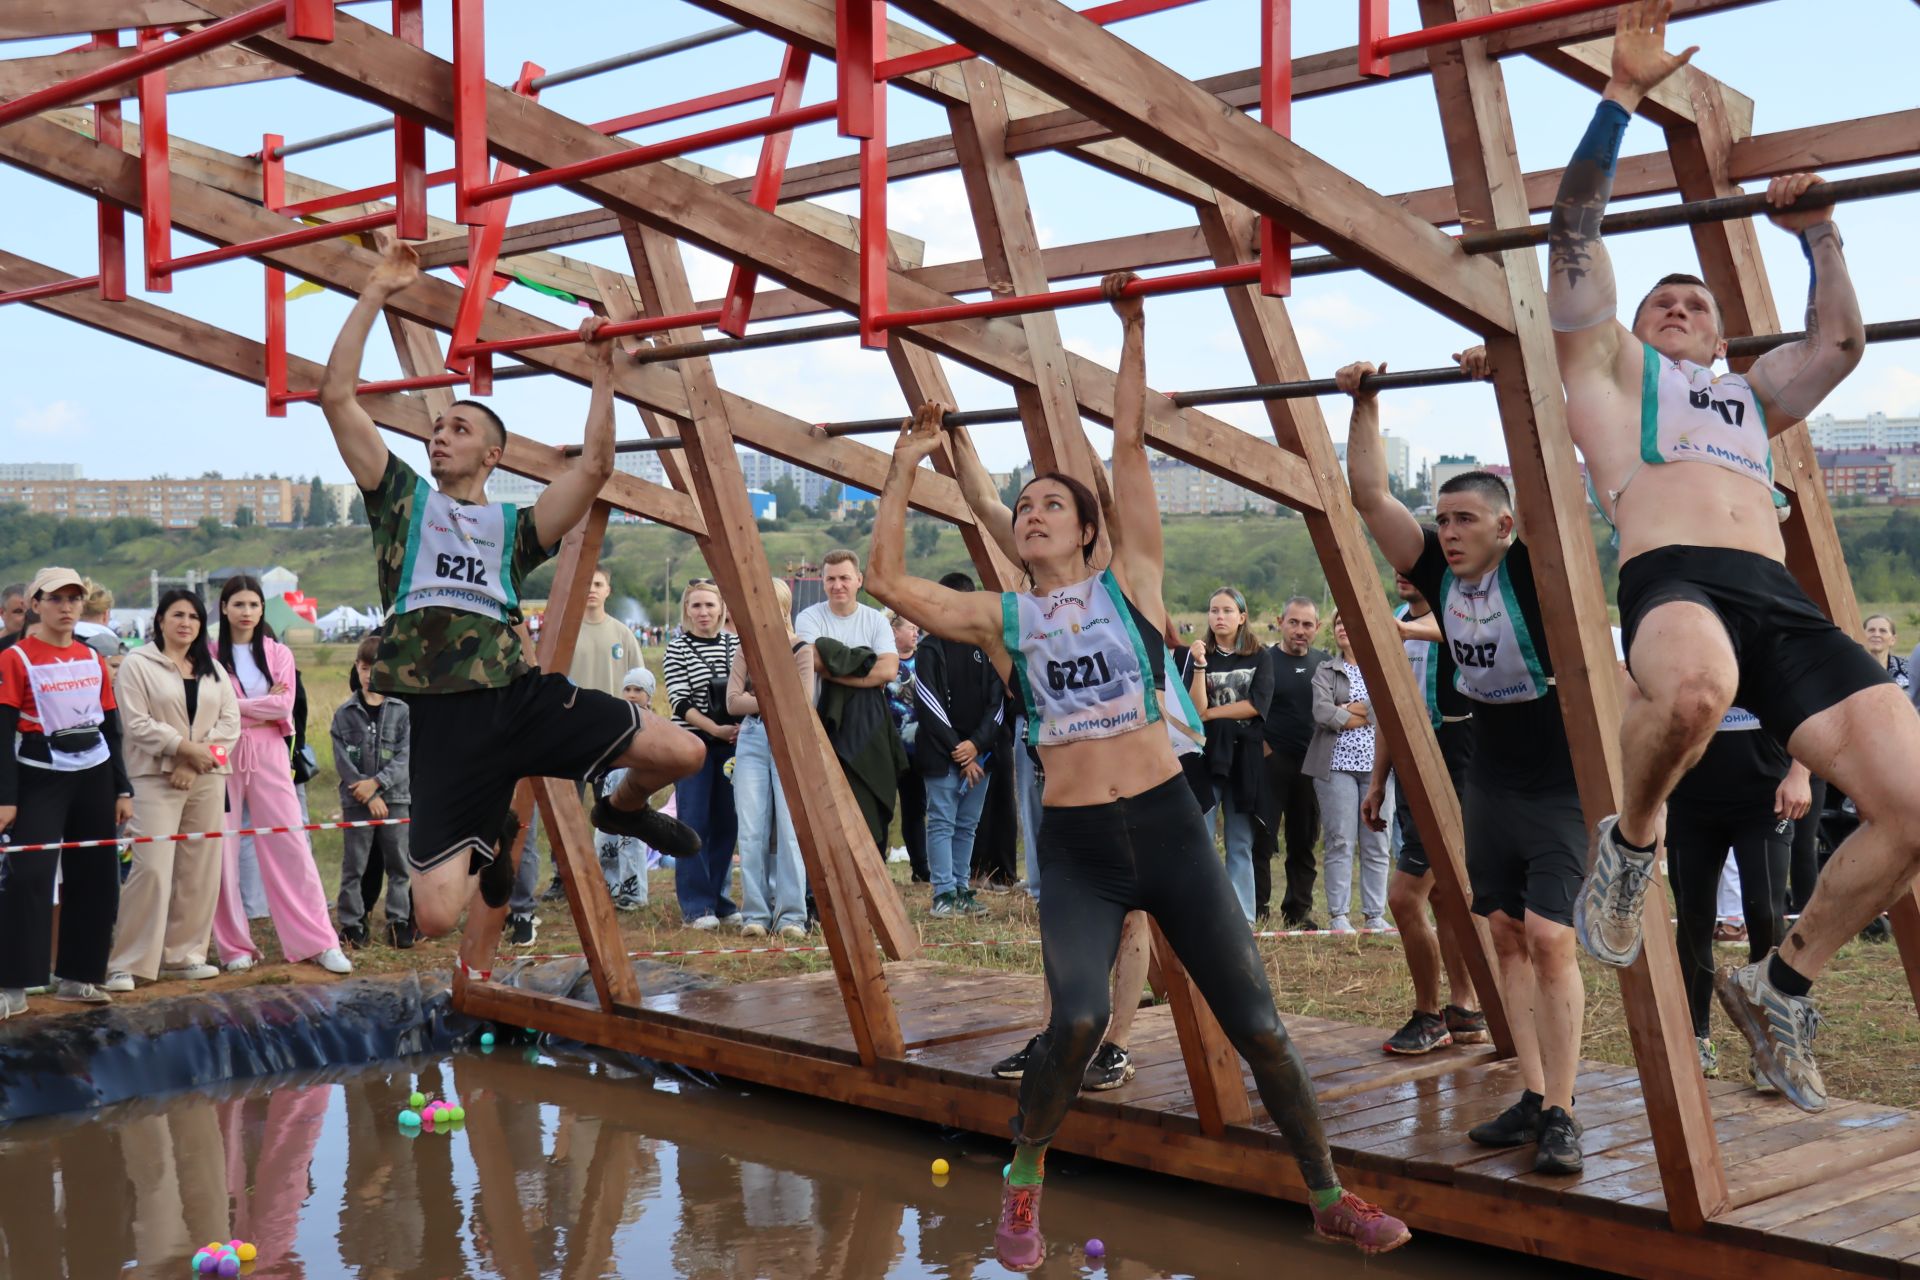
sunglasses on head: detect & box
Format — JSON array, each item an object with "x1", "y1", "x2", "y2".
[{"x1": 687, "y1": 578, "x2": 715, "y2": 588}]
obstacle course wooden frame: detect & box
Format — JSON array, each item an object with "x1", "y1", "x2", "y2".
[{"x1": 7, "y1": 0, "x2": 1920, "y2": 1271}]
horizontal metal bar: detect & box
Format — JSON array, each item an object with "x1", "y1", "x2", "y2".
[
  {"x1": 459, "y1": 308, "x2": 725, "y2": 359},
  {"x1": 0, "y1": 275, "x2": 102, "y2": 306},
  {"x1": 1372, "y1": 0, "x2": 1621, "y2": 59},
  {"x1": 629, "y1": 319, "x2": 863, "y2": 364},
  {"x1": 272, "y1": 23, "x2": 753, "y2": 157},
  {"x1": 875, "y1": 0, "x2": 1210, "y2": 81},
  {"x1": 874, "y1": 262, "x2": 1260, "y2": 330},
  {"x1": 0, "y1": 0, "x2": 285, "y2": 129},
  {"x1": 162, "y1": 209, "x2": 396, "y2": 274},
  {"x1": 1463, "y1": 165, "x2": 1920, "y2": 254},
  {"x1": 471, "y1": 100, "x2": 837, "y2": 203}
]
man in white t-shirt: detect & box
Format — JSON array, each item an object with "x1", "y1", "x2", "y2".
[{"x1": 794, "y1": 550, "x2": 898, "y2": 690}]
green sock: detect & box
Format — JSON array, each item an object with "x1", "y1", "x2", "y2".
[
  {"x1": 1010, "y1": 1145, "x2": 1046, "y2": 1187},
  {"x1": 1310, "y1": 1185, "x2": 1345, "y2": 1211}
]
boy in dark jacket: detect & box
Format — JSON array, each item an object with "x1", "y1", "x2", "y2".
[
  {"x1": 332, "y1": 635, "x2": 413, "y2": 947},
  {"x1": 915, "y1": 572, "x2": 1006, "y2": 918}
]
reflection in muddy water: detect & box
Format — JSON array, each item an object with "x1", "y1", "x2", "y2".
[{"x1": 0, "y1": 1049, "x2": 1576, "y2": 1278}]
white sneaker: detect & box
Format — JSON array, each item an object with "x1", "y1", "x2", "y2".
[
  {"x1": 1329, "y1": 916, "x2": 1355, "y2": 934},
  {"x1": 53, "y1": 979, "x2": 112, "y2": 1004},
  {"x1": 224, "y1": 956, "x2": 254, "y2": 974},
  {"x1": 314, "y1": 947, "x2": 353, "y2": 975},
  {"x1": 160, "y1": 963, "x2": 220, "y2": 981},
  {"x1": 778, "y1": 924, "x2": 808, "y2": 942},
  {"x1": 740, "y1": 922, "x2": 769, "y2": 938},
  {"x1": 689, "y1": 914, "x2": 721, "y2": 931},
  {"x1": 0, "y1": 988, "x2": 25, "y2": 1018},
  {"x1": 1362, "y1": 916, "x2": 1390, "y2": 932},
  {"x1": 103, "y1": 972, "x2": 136, "y2": 993}
]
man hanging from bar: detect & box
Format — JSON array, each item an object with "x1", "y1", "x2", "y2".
[
  {"x1": 1538, "y1": 0, "x2": 1902, "y2": 1114},
  {"x1": 319, "y1": 239, "x2": 705, "y2": 943}
]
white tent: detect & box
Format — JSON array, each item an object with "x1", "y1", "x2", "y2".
[{"x1": 316, "y1": 605, "x2": 378, "y2": 639}]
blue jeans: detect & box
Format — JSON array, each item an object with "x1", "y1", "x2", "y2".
[
  {"x1": 732, "y1": 720, "x2": 806, "y2": 931},
  {"x1": 1211, "y1": 782, "x2": 1256, "y2": 923},
  {"x1": 1013, "y1": 719, "x2": 1045, "y2": 901},
  {"x1": 674, "y1": 739, "x2": 738, "y2": 921},
  {"x1": 924, "y1": 768, "x2": 990, "y2": 899}
]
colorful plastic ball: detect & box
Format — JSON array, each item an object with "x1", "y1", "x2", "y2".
[
  {"x1": 480, "y1": 1032, "x2": 496, "y2": 1047},
  {"x1": 409, "y1": 1091, "x2": 426, "y2": 1109},
  {"x1": 236, "y1": 1244, "x2": 256, "y2": 1263},
  {"x1": 448, "y1": 1106, "x2": 465, "y2": 1122},
  {"x1": 398, "y1": 1109, "x2": 420, "y2": 1126},
  {"x1": 1002, "y1": 1163, "x2": 1011, "y2": 1179},
  {"x1": 219, "y1": 1256, "x2": 241, "y2": 1276},
  {"x1": 1085, "y1": 1238, "x2": 1105, "y2": 1258},
  {"x1": 195, "y1": 1254, "x2": 217, "y2": 1274},
  {"x1": 193, "y1": 1251, "x2": 210, "y2": 1271},
  {"x1": 930, "y1": 1158, "x2": 950, "y2": 1176}
]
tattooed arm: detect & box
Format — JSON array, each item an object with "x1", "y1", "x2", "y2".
[
  {"x1": 1551, "y1": 2, "x2": 1698, "y2": 382},
  {"x1": 1747, "y1": 176, "x2": 1865, "y2": 430}
]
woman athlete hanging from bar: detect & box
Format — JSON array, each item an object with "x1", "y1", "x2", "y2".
[{"x1": 865, "y1": 273, "x2": 1411, "y2": 1270}]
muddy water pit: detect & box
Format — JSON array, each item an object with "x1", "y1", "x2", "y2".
[{"x1": 0, "y1": 1045, "x2": 1603, "y2": 1278}]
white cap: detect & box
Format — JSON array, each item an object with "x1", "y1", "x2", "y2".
[{"x1": 622, "y1": 666, "x2": 656, "y2": 696}]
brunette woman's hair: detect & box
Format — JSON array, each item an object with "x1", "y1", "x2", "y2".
[
  {"x1": 1013, "y1": 472, "x2": 1102, "y2": 579},
  {"x1": 216, "y1": 575, "x2": 277, "y2": 687},
  {"x1": 1208, "y1": 587, "x2": 1260, "y2": 656},
  {"x1": 152, "y1": 589, "x2": 221, "y2": 680}
]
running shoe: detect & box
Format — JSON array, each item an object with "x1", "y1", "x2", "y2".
[
  {"x1": 1383, "y1": 1010, "x2": 1452, "y2": 1055},
  {"x1": 1697, "y1": 1036, "x2": 1719, "y2": 1078},
  {"x1": 778, "y1": 924, "x2": 808, "y2": 942},
  {"x1": 1574, "y1": 815, "x2": 1655, "y2": 967},
  {"x1": 1468, "y1": 1090, "x2": 1543, "y2": 1147},
  {"x1": 0, "y1": 988, "x2": 25, "y2": 1018},
  {"x1": 689, "y1": 914, "x2": 721, "y2": 931},
  {"x1": 508, "y1": 914, "x2": 538, "y2": 947},
  {"x1": 1328, "y1": 916, "x2": 1354, "y2": 934},
  {"x1": 1082, "y1": 1041, "x2": 1135, "y2": 1091},
  {"x1": 1311, "y1": 1191, "x2": 1412, "y2": 1254},
  {"x1": 1362, "y1": 916, "x2": 1390, "y2": 932},
  {"x1": 741, "y1": 922, "x2": 769, "y2": 939},
  {"x1": 341, "y1": 922, "x2": 370, "y2": 949},
  {"x1": 993, "y1": 1034, "x2": 1043, "y2": 1080},
  {"x1": 1715, "y1": 957, "x2": 1827, "y2": 1112},
  {"x1": 160, "y1": 963, "x2": 220, "y2": 980},
  {"x1": 103, "y1": 972, "x2": 136, "y2": 993},
  {"x1": 314, "y1": 947, "x2": 353, "y2": 975},
  {"x1": 1444, "y1": 1004, "x2": 1491, "y2": 1045},
  {"x1": 386, "y1": 918, "x2": 417, "y2": 950},
  {"x1": 929, "y1": 893, "x2": 958, "y2": 919},
  {"x1": 52, "y1": 979, "x2": 111, "y2": 1004},
  {"x1": 994, "y1": 1178, "x2": 1045, "y2": 1272},
  {"x1": 1283, "y1": 915, "x2": 1323, "y2": 932},
  {"x1": 589, "y1": 797, "x2": 702, "y2": 858},
  {"x1": 223, "y1": 956, "x2": 254, "y2": 974},
  {"x1": 1749, "y1": 1051, "x2": 1778, "y2": 1095},
  {"x1": 1534, "y1": 1106, "x2": 1584, "y2": 1175},
  {"x1": 959, "y1": 888, "x2": 990, "y2": 917}
]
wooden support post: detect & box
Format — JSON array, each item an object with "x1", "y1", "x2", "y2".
[
  {"x1": 1198, "y1": 196, "x2": 1513, "y2": 1058},
  {"x1": 1662, "y1": 84, "x2": 1920, "y2": 1028},
  {"x1": 1417, "y1": 0, "x2": 1725, "y2": 1229},
  {"x1": 616, "y1": 223, "x2": 909, "y2": 1064}
]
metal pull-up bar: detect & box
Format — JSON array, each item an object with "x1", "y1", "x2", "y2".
[{"x1": 1358, "y1": 0, "x2": 1623, "y2": 78}]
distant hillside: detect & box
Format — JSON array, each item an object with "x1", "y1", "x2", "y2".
[{"x1": 6, "y1": 501, "x2": 1918, "y2": 625}]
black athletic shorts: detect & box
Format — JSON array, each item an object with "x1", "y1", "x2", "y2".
[
  {"x1": 1463, "y1": 778, "x2": 1585, "y2": 926},
  {"x1": 1394, "y1": 717, "x2": 1475, "y2": 878},
  {"x1": 1619, "y1": 545, "x2": 1893, "y2": 742},
  {"x1": 405, "y1": 672, "x2": 642, "y2": 873}
]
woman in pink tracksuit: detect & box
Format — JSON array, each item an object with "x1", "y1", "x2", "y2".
[{"x1": 210, "y1": 577, "x2": 350, "y2": 974}]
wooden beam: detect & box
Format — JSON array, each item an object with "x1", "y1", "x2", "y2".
[
  {"x1": 383, "y1": 312, "x2": 456, "y2": 419},
  {"x1": 209, "y1": 2, "x2": 1321, "y2": 511},
  {"x1": 0, "y1": 1, "x2": 215, "y2": 38},
  {"x1": 620, "y1": 222, "x2": 909, "y2": 1064},
  {"x1": 0, "y1": 248, "x2": 698, "y2": 530},
  {"x1": 882, "y1": 0, "x2": 1512, "y2": 334},
  {"x1": 1417, "y1": 0, "x2": 1725, "y2": 1230},
  {"x1": 0, "y1": 43, "x2": 292, "y2": 103},
  {"x1": 1197, "y1": 195, "x2": 1513, "y2": 1059},
  {"x1": 0, "y1": 112, "x2": 983, "y2": 530}
]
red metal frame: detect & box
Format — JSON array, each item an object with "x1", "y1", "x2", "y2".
[
  {"x1": 137, "y1": 28, "x2": 173, "y2": 293},
  {"x1": 719, "y1": 46, "x2": 813, "y2": 338},
  {"x1": 445, "y1": 62, "x2": 546, "y2": 393},
  {"x1": 392, "y1": 0, "x2": 428, "y2": 240},
  {"x1": 873, "y1": 0, "x2": 1208, "y2": 81},
  {"x1": 1261, "y1": 0, "x2": 1291, "y2": 296},
  {"x1": 461, "y1": 307, "x2": 726, "y2": 359},
  {"x1": 843, "y1": 0, "x2": 886, "y2": 349},
  {"x1": 1361, "y1": 0, "x2": 1623, "y2": 77},
  {"x1": 452, "y1": 0, "x2": 491, "y2": 224},
  {"x1": 263, "y1": 133, "x2": 291, "y2": 417},
  {"x1": 0, "y1": 276, "x2": 109, "y2": 306},
  {"x1": 286, "y1": 0, "x2": 335, "y2": 42},
  {"x1": 91, "y1": 31, "x2": 127, "y2": 303},
  {"x1": 276, "y1": 372, "x2": 470, "y2": 404}
]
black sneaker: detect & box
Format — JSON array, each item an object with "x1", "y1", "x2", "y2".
[
  {"x1": 341, "y1": 922, "x2": 370, "y2": 949},
  {"x1": 1283, "y1": 916, "x2": 1323, "y2": 932},
  {"x1": 386, "y1": 917, "x2": 416, "y2": 949},
  {"x1": 590, "y1": 797, "x2": 702, "y2": 858},
  {"x1": 508, "y1": 914, "x2": 537, "y2": 947},
  {"x1": 540, "y1": 877, "x2": 567, "y2": 905},
  {"x1": 1383, "y1": 1010, "x2": 1452, "y2": 1055},
  {"x1": 476, "y1": 812, "x2": 523, "y2": 910},
  {"x1": 1444, "y1": 1004, "x2": 1491, "y2": 1045},
  {"x1": 1082, "y1": 1041, "x2": 1135, "y2": 1091},
  {"x1": 992, "y1": 1034, "x2": 1043, "y2": 1080},
  {"x1": 1534, "y1": 1106, "x2": 1584, "y2": 1174},
  {"x1": 1468, "y1": 1090, "x2": 1543, "y2": 1147}
]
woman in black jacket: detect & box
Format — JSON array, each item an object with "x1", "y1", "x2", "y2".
[
  {"x1": 1189, "y1": 587, "x2": 1272, "y2": 924},
  {"x1": 915, "y1": 572, "x2": 1006, "y2": 919}
]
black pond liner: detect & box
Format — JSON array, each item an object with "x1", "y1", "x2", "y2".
[{"x1": 0, "y1": 958, "x2": 721, "y2": 1123}]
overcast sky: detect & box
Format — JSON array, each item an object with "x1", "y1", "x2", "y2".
[{"x1": 3, "y1": 1, "x2": 1916, "y2": 488}]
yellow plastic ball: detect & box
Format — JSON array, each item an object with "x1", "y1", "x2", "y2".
[
  {"x1": 237, "y1": 1244, "x2": 257, "y2": 1263},
  {"x1": 930, "y1": 1158, "x2": 950, "y2": 1176}
]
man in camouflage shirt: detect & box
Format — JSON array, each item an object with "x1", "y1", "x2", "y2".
[{"x1": 323, "y1": 240, "x2": 705, "y2": 943}]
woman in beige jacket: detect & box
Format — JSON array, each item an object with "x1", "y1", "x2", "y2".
[{"x1": 106, "y1": 590, "x2": 240, "y2": 989}]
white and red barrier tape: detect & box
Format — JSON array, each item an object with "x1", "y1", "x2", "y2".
[
  {"x1": 510, "y1": 925, "x2": 1402, "y2": 964},
  {"x1": 0, "y1": 817, "x2": 408, "y2": 854}
]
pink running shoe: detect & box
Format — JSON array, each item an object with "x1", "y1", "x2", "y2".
[
  {"x1": 994, "y1": 1179, "x2": 1046, "y2": 1272},
  {"x1": 1312, "y1": 1191, "x2": 1411, "y2": 1254}
]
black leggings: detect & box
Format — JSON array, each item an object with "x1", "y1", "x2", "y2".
[
  {"x1": 1788, "y1": 775, "x2": 1828, "y2": 913},
  {"x1": 0, "y1": 763, "x2": 120, "y2": 989},
  {"x1": 1019, "y1": 774, "x2": 1336, "y2": 1190},
  {"x1": 1667, "y1": 805, "x2": 1790, "y2": 1038}
]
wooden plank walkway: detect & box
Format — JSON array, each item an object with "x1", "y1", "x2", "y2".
[{"x1": 472, "y1": 961, "x2": 1920, "y2": 1279}]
